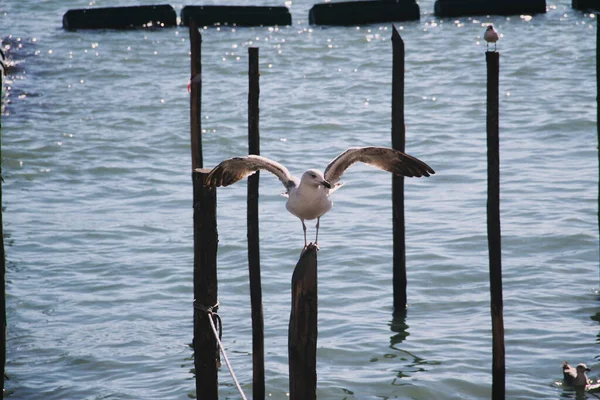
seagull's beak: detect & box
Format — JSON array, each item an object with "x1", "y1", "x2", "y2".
[
  {"x1": 321, "y1": 180, "x2": 331, "y2": 189},
  {"x1": 586, "y1": 368, "x2": 592, "y2": 372}
]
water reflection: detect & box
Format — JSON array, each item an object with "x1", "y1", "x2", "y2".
[
  {"x1": 387, "y1": 310, "x2": 440, "y2": 386},
  {"x1": 390, "y1": 310, "x2": 409, "y2": 346},
  {"x1": 557, "y1": 387, "x2": 600, "y2": 400},
  {"x1": 591, "y1": 311, "x2": 600, "y2": 346}
]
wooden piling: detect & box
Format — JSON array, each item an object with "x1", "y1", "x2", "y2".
[
  {"x1": 597, "y1": 16, "x2": 599, "y2": 284},
  {"x1": 0, "y1": 67, "x2": 5, "y2": 400},
  {"x1": 190, "y1": 22, "x2": 215, "y2": 397},
  {"x1": 288, "y1": 244, "x2": 318, "y2": 400},
  {"x1": 189, "y1": 20, "x2": 203, "y2": 170},
  {"x1": 247, "y1": 46, "x2": 265, "y2": 400},
  {"x1": 485, "y1": 50, "x2": 505, "y2": 400},
  {"x1": 391, "y1": 25, "x2": 407, "y2": 313},
  {"x1": 193, "y1": 169, "x2": 219, "y2": 399}
]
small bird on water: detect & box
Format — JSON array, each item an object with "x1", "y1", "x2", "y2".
[
  {"x1": 563, "y1": 362, "x2": 591, "y2": 387},
  {"x1": 205, "y1": 146, "x2": 434, "y2": 248},
  {"x1": 484, "y1": 25, "x2": 499, "y2": 51}
]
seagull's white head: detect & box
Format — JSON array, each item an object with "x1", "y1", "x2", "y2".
[
  {"x1": 576, "y1": 364, "x2": 591, "y2": 374},
  {"x1": 301, "y1": 169, "x2": 331, "y2": 189}
]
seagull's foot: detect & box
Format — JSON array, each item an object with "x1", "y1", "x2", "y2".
[{"x1": 304, "y1": 242, "x2": 319, "y2": 251}]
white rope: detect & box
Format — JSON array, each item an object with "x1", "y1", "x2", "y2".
[{"x1": 207, "y1": 312, "x2": 249, "y2": 400}]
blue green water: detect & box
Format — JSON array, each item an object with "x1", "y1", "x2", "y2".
[{"x1": 1, "y1": 0, "x2": 599, "y2": 398}]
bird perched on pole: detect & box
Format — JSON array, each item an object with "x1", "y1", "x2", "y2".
[
  {"x1": 484, "y1": 25, "x2": 499, "y2": 51},
  {"x1": 562, "y1": 362, "x2": 591, "y2": 387},
  {"x1": 205, "y1": 146, "x2": 434, "y2": 248}
]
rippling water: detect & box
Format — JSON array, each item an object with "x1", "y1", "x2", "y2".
[{"x1": 1, "y1": 0, "x2": 599, "y2": 399}]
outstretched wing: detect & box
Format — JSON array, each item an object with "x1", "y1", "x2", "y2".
[
  {"x1": 205, "y1": 155, "x2": 298, "y2": 192},
  {"x1": 563, "y1": 362, "x2": 576, "y2": 384},
  {"x1": 323, "y1": 146, "x2": 435, "y2": 185}
]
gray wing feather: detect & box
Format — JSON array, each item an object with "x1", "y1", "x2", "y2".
[
  {"x1": 563, "y1": 362, "x2": 576, "y2": 385},
  {"x1": 205, "y1": 155, "x2": 298, "y2": 191},
  {"x1": 324, "y1": 146, "x2": 435, "y2": 184}
]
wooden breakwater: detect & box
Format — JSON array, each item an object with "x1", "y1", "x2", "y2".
[{"x1": 62, "y1": 0, "x2": 600, "y2": 30}]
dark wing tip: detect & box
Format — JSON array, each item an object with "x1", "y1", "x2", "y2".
[
  {"x1": 400, "y1": 155, "x2": 435, "y2": 178},
  {"x1": 205, "y1": 157, "x2": 254, "y2": 188},
  {"x1": 204, "y1": 166, "x2": 222, "y2": 187},
  {"x1": 205, "y1": 164, "x2": 235, "y2": 187}
]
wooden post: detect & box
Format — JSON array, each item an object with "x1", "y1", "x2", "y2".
[
  {"x1": 189, "y1": 20, "x2": 203, "y2": 169},
  {"x1": 486, "y1": 50, "x2": 505, "y2": 400},
  {"x1": 0, "y1": 67, "x2": 5, "y2": 400},
  {"x1": 193, "y1": 169, "x2": 219, "y2": 399},
  {"x1": 391, "y1": 25, "x2": 407, "y2": 312},
  {"x1": 288, "y1": 244, "x2": 318, "y2": 400},
  {"x1": 597, "y1": 15, "x2": 599, "y2": 284},
  {"x1": 247, "y1": 46, "x2": 265, "y2": 400}
]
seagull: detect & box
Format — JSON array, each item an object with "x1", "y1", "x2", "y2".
[
  {"x1": 484, "y1": 25, "x2": 499, "y2": 51},
  {"x1": 563, "y1": 362, "x2": 591, "y2": 387},
  {"x1": 205, "y1": 146, "x2": 434, "y2": 248}
]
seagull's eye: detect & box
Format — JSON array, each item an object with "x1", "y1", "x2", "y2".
[{"x1": 310, "y1": 173, "x2": 316, "y2": 178}]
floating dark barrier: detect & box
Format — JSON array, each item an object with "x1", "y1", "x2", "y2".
[
  {"x1": 433, "y1": 0, "x2": 546, "y2": 17},
  {"x1": 309, "y1": 0, "x2": 419, "y2": 26},
  {"x1": 572, "y1": 0, "x2": 600, "y2": 11},
  {"x1": 62, "y1": 4, "x2": 177, "y2": 31},
  {"x1": 181, "y1": 6, "x2": 292, "y2": 27}
]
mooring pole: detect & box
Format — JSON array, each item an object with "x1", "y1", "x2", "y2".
[
  {"x1": 0, "y1": 67, "x2": 5, "y2": 400},
  {"x1": 247, "y1": 46, "x2": 265, "y2": 399},
  {"x1": 189, "y1": 20, "x2": 203, "y2": 169},
  {"x1": 288, "y1": 244, "x2": 318, "y2": 400},
  {"x1": 189, "y1": 21, "x2": 217, "y2": 399},
  {"x1": 391, "y1": 25, "x2": 407, "y2": 312},
  {"x1": 486, "y1": 49, "x2": 505, "y2": 400},
  {"x1": 192, "y1": 169, "x2": 219, "y2": 399},
  {"x1": 596, "y1": 14, "x2": 600, "y2": 284}
]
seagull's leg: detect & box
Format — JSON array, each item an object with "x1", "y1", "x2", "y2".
[
  {"x1": 301, "y1": 219, "x2": 307, "y2": 248},
  {"x1": 314, "y1": 217, "x2": 321, "y2": 248}
]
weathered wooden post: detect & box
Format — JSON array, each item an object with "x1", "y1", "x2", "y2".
[
  {"x1": 247, "y1": 46, "x2": 265, "y2": 399},
  {"x1": 486, "y1": 49, "x2": 505, "y2": 399},
  {"x1": 189, "y1": 20, "x2": 203, "y2": 169},
  {"x1": 288, "y1": 244, "x2": 318, "y2": 400},
  {"x1": 189, "y1": 21, "x2": 219, "y2": 399},
  {"x1": 596, "y1": 14, "x2": 600, "y2": 284},
  {"x1": 193, "y1": 169, "x2": 219, "y2": 399},
  {"x1": 0, "y1": 66, "x2": 5, "y2": 400},
  {"x1": 391, "y1": 25, "x2": 407, "y2": 312}
]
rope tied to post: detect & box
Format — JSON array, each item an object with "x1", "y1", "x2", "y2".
[
  {"x1": 194, "y1": 300, "x2": 222, "y2": 341},
  {"x1": 193, "y1": 300, "x2": 248, "y2": 400}
]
